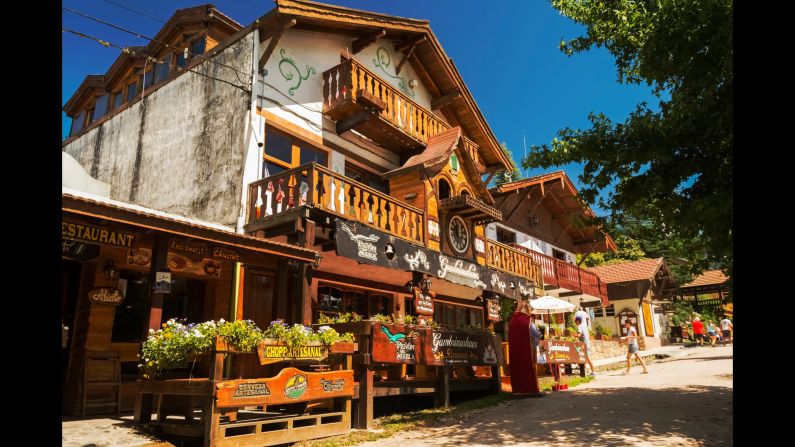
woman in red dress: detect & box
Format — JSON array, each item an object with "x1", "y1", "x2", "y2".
[{"x1": 508, "y1": 297, "x2": 544, "y2": 397}]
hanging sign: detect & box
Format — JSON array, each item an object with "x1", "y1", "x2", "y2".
[
  {"x1": 411, "y1": 286, "x2": 435, "y2": 316},
  {"x1": 487, "y1": 299, "x2": 501, "y2": 322},
  {"x1": 154, "y1": 270, "x2": 171, "y2": 293},
  {"x1": 62, "y1": 221, "x2": 136, "y2": 248},
  {"x1": 88, "y1": 287, "x2": 125, "y2": 306}
]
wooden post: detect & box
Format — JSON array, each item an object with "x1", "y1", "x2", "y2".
[
  {"x1": 355, "y1": 336, "x2": 373, "y2": 429},
  {"x1": 147, "y1": 235, "x2": 169, "y2": 333},
  {"x1": 203, "y1": 346, "x2": 226, "y2": 447},
  {"x1": 435, "y1": 366, "x2": 451, "y2": 408}
]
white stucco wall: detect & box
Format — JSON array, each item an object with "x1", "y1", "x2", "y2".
[{"x1": 485, "y1": 222, "x2": 576, "y2": 263}]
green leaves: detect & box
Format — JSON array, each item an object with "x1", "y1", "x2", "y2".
[{"x1": 531, "y1": 0, "x2": 732, "y2": 281}]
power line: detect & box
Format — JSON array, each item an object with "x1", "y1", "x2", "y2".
[
  {"x1": 102, "y1": 0, "x2": 166, "y2": 23},
  {"x1": 63, "y1": 6, "x2": 249, "y2": 85},
  {"x1": 63, "y1": 27, "x2": 249, "y2": 93}
]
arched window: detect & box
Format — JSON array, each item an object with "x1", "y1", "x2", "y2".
[
  {"x1": 460, "y1": 189, "x2": 471, "y2": 197},
  {"x1": 438, "y1": 178, "x2": 452, "y2": 200}
]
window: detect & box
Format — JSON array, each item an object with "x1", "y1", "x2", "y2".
[
  {"x1": 94, "y1": 94, "x2": 109, "y2": 120},
  {"x1": 317, "y1": 285, "x2": 391, "y2": 320},
  {"x1": 433, "y1": 302, "x2": 483, "y2": 329},
  {"x1": 111, "y1": 271, "x2": 150, "y2": 342},
  {"x1": 162, "y1": 277, "x2": 206, "y2": 324},
  {"x1": 176, "y1": 49, "x2": 188, "y2": 68},
  {"x1": 262, "y1": 126, "x2": 329, "y2": 177},
  {"x1": 594, "y1": 304, "x2": 615, "y2": 318},
  {"x1": 142, "y1": 68, "x2": 154, "y2": 89},
  {"x1": 191, "y1": 35, "x2": 206, "y2": 57},
  {"x1": 85, "y1": 108, "x2": 95, "y2": 125},
  {"x1": 154, "y1": 58, "x2": 171, "y2": 83},
  {"x1": 112, "y1": 90, "x2": 124, "y2": 110},
  {"x1": 496, "y1": 227, "x2": 517, "y2": 245},
  {"x1": 551, "y1": 248, "x2": 567, "y2": 261},
  {"x1": 70, "y1": 111, "x2": 86, "y2": 136},
  {"x1": 346, "y1": 165, "x2": 389, "y2": 193},
  {"x1": 126, "y1": 79, "x2": 139, "y2": 102},
  {"x1": 438, "y1": 178, "x2": 452, "y2": 200}
]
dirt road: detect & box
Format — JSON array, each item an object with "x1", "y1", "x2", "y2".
[{"x1": 357, "y1": 345, "x2": 732, "y2": 447}]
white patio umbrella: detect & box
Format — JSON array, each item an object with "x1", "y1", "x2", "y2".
[{"x1": 528, "y1": 295, "x2": 576, "y2": 314}]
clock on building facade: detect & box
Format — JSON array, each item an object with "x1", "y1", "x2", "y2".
[{"x1": 447, "y1": 215, "x2": 469, "y2": 254}]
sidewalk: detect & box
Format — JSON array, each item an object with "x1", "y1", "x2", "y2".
[
  {"x1": 592, "y1": 344, "x2": 689, "y2": 372},
  {"x1": 62, "y1": 416, "x2": 174, "y2": 447}
]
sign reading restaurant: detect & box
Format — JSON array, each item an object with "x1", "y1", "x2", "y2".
[{"x1": 62, "y1": 221, "x2": 136, "y2": 248}]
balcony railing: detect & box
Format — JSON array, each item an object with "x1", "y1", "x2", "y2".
[
  {"x1": 247, "y1": 162, "x2": 425, "y2": 245},
  {"x1": 323, "y1": 58, "x2": 451, "y2": 149},
  {"x1": 555, "y1": 259, "x2": 581, "y2": 291},
  {"x1": 579, "y1": 268, "x2": 601, "y2": 299},
  {"x1": 512, "y1": 243, "x2": 607, "y2": 302},
  {"x1": 485, "y1": 239, "x2": 544, "y2": 287},
  {"x1": 524, "y1": 248, "x2": 558, "y2": 289}
]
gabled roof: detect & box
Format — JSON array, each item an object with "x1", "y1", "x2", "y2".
[
  {"x1": 586, "y1": 258, "x2": 665, "y2": 284},
  {"x1": 681, "y1": 270, "x2": 728, "y2": 289},
  {"x1": 491, "y1": 171, "x2": 617, "y2": 252},
  {"x1": 257, "y1": 0, "x2": 514, "y2": 173},
  {"x1": 384, "y1": 126, "x2": 461, "y2": 177}
]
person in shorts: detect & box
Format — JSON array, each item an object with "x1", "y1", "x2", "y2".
[
  {"x1": 720, "y1": 317, "x2": 733, "y2": 345},
  {"x1": 575, "y1": 316, "x2": 596, "y2": 377},
  {"x1": 691, "y1": 317, "x2": 705, "y2": 346},
  {"x1": 622, "y1": 320, "x2": 648, "y2": 374}
]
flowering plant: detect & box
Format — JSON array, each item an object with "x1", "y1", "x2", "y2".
[
  {"x1": 139, "y1": 319, "x2": 353, "y2": 378},
  {"x1": 372, "y1": 314, "x2": 394, "y2": 324},
  {"x1": 317, "y1": 312, "x2": 363, "y2": 324}
]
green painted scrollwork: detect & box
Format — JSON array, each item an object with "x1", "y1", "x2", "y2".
[
  {"x1": 278, "y1": 49, "x2": 316, "y2": 96},
  {"x1": 372, "y1": 47, "x2": 415, "y2": 97}
]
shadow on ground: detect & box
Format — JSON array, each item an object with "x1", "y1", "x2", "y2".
[{"x1": 415, "y1": 385, "x2": 732, "y2": 446}]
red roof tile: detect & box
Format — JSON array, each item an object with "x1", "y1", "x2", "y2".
[
  {"x1": 681, "y1": 270, "x2": 728, "y2": 288},
  {"x1": 586, "y1": 258, "x2": 664, "y2": 284},
  {"x1": 384, "y1": 127, "x2": 461, "y2": 177}
]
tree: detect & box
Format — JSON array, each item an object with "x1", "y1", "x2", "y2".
[
  {"x1": 577, "y1": 233, "x2": 646, "y2": 267},
  {"x1": 493, "y1": 142, "x2": 524, "y2": 186},
  {"x1": 526, "y1": 0, "x2": 732, "y2": 283}
]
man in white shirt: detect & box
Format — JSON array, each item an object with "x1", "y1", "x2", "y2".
[
  {"x1": 720, "y1": 317, "x2": 733, "y2": 345},
  {"x1": 575, "y1": 307, "x2": 590, "y2": 329}
]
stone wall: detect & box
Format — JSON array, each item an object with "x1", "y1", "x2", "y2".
[{"x1": 589, "y1": 339, "x2": 626, "y2": 360}]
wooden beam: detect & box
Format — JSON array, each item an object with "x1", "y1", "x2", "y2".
[
  {"x1": 352, "y1": 28, "x2": 386, "y2": 54},
  {"x1": 258, "y1": 18, "x2": 297, "y2": 71},
  {"x1": 396, "y1": 38, "x2": 425, "y2": 75},
  {"x1": 409, "y1": 53, "x2": 441, "y2": 97},
  {"x1": 431, "y1": 89, "x2": 461, "y2": 110},
  {"x1": 504, "y1": 190, "x2": 532, "y2": 223},
  {"x1": 396, "y1": 36, "x2": 427, "y2": 53},
  {"x1": 336, "y1": 110, "x2": 372, "y2": 135},
  {"x1": 554, "y1": 221, "x2": 573, "y2": 243}
]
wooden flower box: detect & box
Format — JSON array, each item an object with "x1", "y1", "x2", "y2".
[{"x1": 329, "y1": 341, "x2": 358, "y2": 354}]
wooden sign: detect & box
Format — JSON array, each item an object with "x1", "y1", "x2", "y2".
[
  {"x1": 212, "y1": 246, "x2": 240, "y2": 262},
  {"x1": 487, "y1": 299, "x2": 501, "y2": 322},
  {"x1": 169, "y1": 239, "x2": 208, "y2": 258},
  {"x1": 413, "y1": 287, "x2": 434, "y2": 316},
  {"x1": 88, "y1": 287, "x2": 125, "y2": 306},
  {"x1": 62, "y1": 221, "x2": 136, "y2": 248},
  {"x1": 539, "y1": 340, "x2": 586, "y2": 364},
  {"x1": 215, "y1": 367, "x2": 354, "y2": 408},
  {"x1": 257, "y1": 342, "x2": 328, "y2": 365},
  {"x1": 371, "y1": 323, "x2": 502, "y2": 366}
]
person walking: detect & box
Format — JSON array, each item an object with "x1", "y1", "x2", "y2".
[
  {"x1": 706, "y1": 320, "x2": 718, "y2": 347},
  {"x1": 691, "y1": 317, "x2": 705, "y2": 346},
  {"x1": 575, "y1": 316, "x2": 596, "y2": 377},
  {"x1": 622, "y1": 320, "x2": 648, "y2": 374},
  {"x1": 720, "y1": 317, "x2": 733, "y2": 345}
]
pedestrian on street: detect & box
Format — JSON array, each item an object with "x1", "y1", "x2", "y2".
[
  {"x1": 706, "y1": 320, "x2": 718, "y2": 347},
  {"x1": 691, "y1": 317, "x2": 705, "y2": 346},
  {"x1": 575, "y1": 316, "x2": 596, "y2": 377},
  {"x1": 621, "y1": 320, "x2": 648, "y2": 374},
  {"x1": 720, "y1": 317, "x2": 733, "y2": 345}
]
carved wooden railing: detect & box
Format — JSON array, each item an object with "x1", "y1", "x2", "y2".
[
  {"x1": 323, "y1": 58, "x2": 451, "y2": 146},
  {"x1": 248, "y1": 163, "x2": 425, "y2": 245},
  {"x1": 484, "y1": 238, "x2": 543, "y2": 285},
  {"x1": 524, "y1": 248, "x2": 559, "y2": 289},
  {"x1": 579, "y1": 268, "x2": 601, "y2": 299},
  {"x1": 554, "y1": 258, "x2": 581, "y2": 291}
]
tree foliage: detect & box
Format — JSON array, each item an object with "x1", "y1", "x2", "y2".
[
  {"x1": 527, "y1": 0, "x2": 732, "y2": 282},
  {"x1": 493, "y1": 142, "x2": 524, "y2": 186}
]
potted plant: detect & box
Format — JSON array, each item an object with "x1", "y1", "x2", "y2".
[{"x1": 594, "y1": 322, "x2": 612, "y2": 341}]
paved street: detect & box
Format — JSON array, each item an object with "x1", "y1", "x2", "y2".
[{"x1": 358, "y1": 345, "x2": 733, "y2": 447}]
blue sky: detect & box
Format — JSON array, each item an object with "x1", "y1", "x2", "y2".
[{"x1": 62, "y1": 0, "x2": 658, "y2": 216}]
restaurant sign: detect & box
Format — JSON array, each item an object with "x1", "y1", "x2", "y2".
[
  {"x1": 335, "y1": 220, "x2": 534, "y2": 299},
  {"x1": 88, "y1": 287, "x2": 125, "y2": 306},
  {"x1": 257, "y1": 341, "x2": 327, "y2": 365},
  {"x1": 215, "y1": 367, "x2": 353, "y2": 408},
  {"x1": 538, "y1": 340, "x2": 586, "y2": 364},
  {"x1": 62, "y1": 221, "x2": 136, "y2": 248},
  {"x1": 372, "y1": 322, "x2": 502, "y2": 366},
  {"x1": 487, "y1": 299, "x2": 501, "y2": 322}
]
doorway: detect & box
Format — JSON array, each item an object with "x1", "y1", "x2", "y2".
[{"x1": 62, "y1": 260, "x2": 82, "y2": 386}]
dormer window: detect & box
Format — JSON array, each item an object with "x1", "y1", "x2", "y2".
[
  {"x1": 93, "y1": 94, "x2": 109, "y2": 121},
  {"x1": 126, "y1": 79, "x2": 139, "y2": 102},
  {"x1": 70, "y1": 111, "x2": 86, "y2": 136},
  {"x1": 438, "y1": 178, "x2": 451, "y2": 200}
]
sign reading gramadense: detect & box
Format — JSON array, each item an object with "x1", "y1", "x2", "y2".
[{"x1": 334, "y1": 219, "x2": 535, "y2": 299}]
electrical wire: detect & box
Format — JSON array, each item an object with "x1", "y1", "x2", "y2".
[
  {"x1": 102, "y1": 0, "x2": 166, "y2": 23},
  {"x1": 262, "y1": 81, "x2": 323, "y2": 114},
  {"x1": 63, "y1": 27, "x2": 249, "y2": 93},
  {"x1": 63, "y1": 6, "x2": 249, "y2": 86}
]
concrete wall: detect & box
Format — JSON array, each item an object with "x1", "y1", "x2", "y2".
[{"x1": 63, "y1": 33, "x2": 255, "y2": 226}]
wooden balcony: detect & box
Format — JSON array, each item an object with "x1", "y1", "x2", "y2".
[
  {"x1": 323, "y1": 58, "x2": 451, "y2": 152},
  {"x1": 246, "y1": 163, "x2": 425, "y2": 245},
  {"x1": 484, "y1": 239, "x2": 544, "y2": 288},
  {"x1": 516, "y1": 244, "x2": 608, "y2": 304}
]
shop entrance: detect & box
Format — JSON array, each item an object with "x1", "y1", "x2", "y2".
[{"x1": 62, "y1": 259, "x2": 82, "y2": 386}]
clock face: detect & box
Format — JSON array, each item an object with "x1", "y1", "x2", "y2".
[{"x1": 447, "y1": 215, "x2": 469, "y2": 254}]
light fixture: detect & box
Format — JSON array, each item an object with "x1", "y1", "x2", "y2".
[
  {"x1": 531, "y1": 216, "x2": 540, "y2": 226},
  {"x1": 103, "y1": 260, "x2": 119, "y2": 281},
  {"x1": 409, "y1": 78, "x2": 419, "y2": 88},
  {"x1": 313, "y1": 254, "x2": 322, "y2": 268},
  {"x1": 420, "y1": 277, "x2": 432, "y2": 292},
  {"x1": 474, "y1": 296, "x2": 484, "y2": 305}
]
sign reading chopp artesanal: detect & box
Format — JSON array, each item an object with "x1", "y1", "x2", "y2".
[
  {"x1": 256, "y1": 342, "x2": 327, "y2": 365},
  {"x1": 62, "y1": 221, "x2": 136, "y2": 248}
]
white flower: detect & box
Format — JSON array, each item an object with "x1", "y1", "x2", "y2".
[
  {"x1": 219, "y1": 319, "x2": 225, "y2": 323},
  {"x1": 318, "y1": 326, "x2": 332, "y2": 332},
  {"x1": 193, "y1": 329, "x2": 202, "y2": 337},
  {"x1": 148, "y1": 329, "x2": 155, "y2": 334}
]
